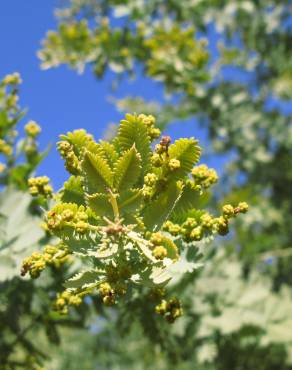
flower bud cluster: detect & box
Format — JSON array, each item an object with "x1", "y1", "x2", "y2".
[
  {"x1": 155, "y1": 297, "x2": 183, "y2": 323},
  {"x1": 163, "y1": 220, "x2": 181, "y2": 236},
  {"x1": 163, "y1": 213, "x2": 210, "y2": 242},
  {"x1": 98, "y1": 282, "x2": 116, "y2": 306},
  {"x1": 28, "y1": 176, "x2": 53, "y2": 198},
  {"x1": 153, "y1": 245, "x2": 167, "y2": 260},
  {"x1": 97, "y1": 264, "x2": 131, "y2": 306},
  {"x1": 211, "y1": 202, "x2": 249, "y2": 236},
  {"x1": 144, "y1": 172, "x2": 158, "y2": 186},
  {"x1": 2, "y1": 72, "x2": 22, "y2": 86},
  {"x1": 168, "y1": 158, "x2": 181, "y2": 171},
  {"x1": 180, "y1": 217, "x2": 204, "y2": 242},
  {"x1": 39, "y1": 20, "x2": 92, "y2": 69},
  {"x1": 142, "y1": 185, "x2": 155, "y2": 202},
  {"x1": 1, "y1": 74, "x2": 20, "y2": 111},
  {"x1": 0, "y1": 73, "x2": 47, "y2": 191},
  {"x1": 0, "y1": 139, "x2": 12, "y2": 156},
  {"x1": 25, "y1": 120, "x2": 41, "y2": 138},
  {"x1": 191, "y1": 164, "x2": 218, "y2": 189},
  {"x1": 163, "y1": 202, "x2": 249, "y2": 241},
  {"x1": 150, "y1": 232, "x2": 178, "y2": 261},
  {"x1": 142, "y1": 172, "x2": 158, "y2": 201},
  {"x1": 143, "y1": 136, "x2": 174, "y2": 201},
  {"x1": 216, "y1": 202, "x2": 249, "y2": 235},
  {"x1": 221, "y1": 203, "x2": 248, "y2": 219},
  {"x1": 151, "y1": 153, "x2": 163, "y2": 167},
  {"x1": 215, "y1": 216, "x2": 229, "y2": 236},
  {"x1": 106, "y1": 264, "x2": 132, "y2": 283},
  {"x1": 54, "y1": 290, "x2": 83, "y2": 315},
  {"x1": 138, "y1": 114, "x2": 161, "y2": 141},
  {"x1": 21, "y1": 244, "x2": 69, "y2": 278},
  {"x1": 46, "y1": 203, "x2": 92, "y2": 233},
  {"x1": 57, "y1": 140, "x2": 80, "y2": 174},
  {"x1": 144, "y1": 26, "x2": 208, "y2": 94},
  {"x1": 234, "y1": 202, "x2": 249, "y2": 214},
  {"x1": 155, "y1": 135, "x2": 171, "y2": 155}
]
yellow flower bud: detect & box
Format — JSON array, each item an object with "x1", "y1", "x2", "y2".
[
  {"x1": 25, "y1": 121, "x2": 41, "y2": 137},
  {"x1": 75, "y1": 220, "x2": 89, "y2": 234},
  {"x1": 153, "y1": 245, "x2": 167, "y2": 260},
  {"x1": 2, "y1": 72, "x2": 22, "y2": 85},
  {"x1": 222, "y1": 204, "x2": 234, "y2": 218},
  {"x1": 168, "y1": 158, "x2": 181, "y2": 171}
]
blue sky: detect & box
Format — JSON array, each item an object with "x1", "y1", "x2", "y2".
[{"x1": 0, "y1": 1, "x2": 222, "y2": 190}]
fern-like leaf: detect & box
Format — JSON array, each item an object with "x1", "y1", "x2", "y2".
[
  {"x1": 117, "y1": 113, "x2": 151, "y2": 175},
  {"x1": 119, "y1": 189, "x2": 143, "y2": 214},
  {"x1": 64, "y1": 270, "x2": 102, "y2": 289},
  {"x1": 172, "y1": 183, "x2": 201, "y2": 215},
  {"x1": 60, "y1": 129, "x2": 94, "y2": 156},
  {"x1": 168, "y1": 138, "x2": 201, "y2": 179},
  {"x1": 114, "y1": 145, "x2": 141, "y2": 191},
  {"x1": 143, "y1": 181, "x2": 182, "y2": 231},
  {"x1": 61, "y1": 176, "x2": 85, "y2": 205},
  {"x1": 99, "y1": 140, "x2": 119, "y2": 168},
  {"x1": 87, "y1": 193, "x2": 113, "y2": 217},
  {"x1": 81, "y1": 151, "x2": 113, "y2": 194}
]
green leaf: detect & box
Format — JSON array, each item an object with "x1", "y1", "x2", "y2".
[
  {"x1": 86, "y1": 140, "x2": 119, "y2": 169},
  {"x1": 127, "y1": 231, "x2": 157, "y2": 263},
  {"x1": 172, "y1": 183, "x2": 201, "y2": 216},
  {"x1": 150, "y1": 258, "x2": 203, "y2": 286},
  {"x1": 166, "y1": 259, "x2": 203, "y2": 282},
  {"x1": 64, "y1": 270, "x2": 101, "y2": 289},
  {"x1": 168, "y1": 138, "x2": 201, "y2": 179},
  {"x1": 88, "y1": 243, "x2": 119, "y2": 259},
  {"x1": 150, "y1": 267, "x2": 172, "y2": 285},
  {"x1": 65, "y1": 235, "x2": 105, "y2": 256},
  {"x1": 114, "y1": 145, "x2": 141, "y2": 191},
  {"x1": 81, "y1": 151, "x2": 113, "y2": 194},
  {"x1": 0, "y1": 187, "x2": 45, "y2": 281},
  {"x1": 119, "y1": 189, "x2": 143, "y2": 214},
  {"x1": 87, "y1": 193, "x2": 113, "y2": 217},
  {"x1": 143, "y1": 181, "x2": 183, "y2": 231},
  {"x1": 117, "y1": 113, "x2": 151, "y2": 175},
  {"x1": 62, "y1": 129, "x2": 94, "y2": 156},
  {"x1": 99, "y1": 140, "x2": 119, "y2": 167},
  {"x1": 61, "y1": 176, "x2": 85, "y2": 205}
]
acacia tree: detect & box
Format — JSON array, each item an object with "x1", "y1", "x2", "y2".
[
  {"x1": 22, "y1": 113, "x2": 248, "y2": 368},
  {"x1": 34, "y1": 0, "x2": 292, "y2": 369},
  {"x1": 0, "y1": 73, "x2": 248, "y2": 369}
]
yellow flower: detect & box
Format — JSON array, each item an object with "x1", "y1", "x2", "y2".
[{"x1": 25, "y1": 120, "x2": 41, "y2": 137}]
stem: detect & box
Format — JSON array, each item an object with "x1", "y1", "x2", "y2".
[{"x1": 108, "y1": 188, "x2": 120, "y2": 220}]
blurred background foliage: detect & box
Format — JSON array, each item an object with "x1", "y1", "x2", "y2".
[
  {"x1": 0, "y1": 75, "x2": 95, "y2": 369},
  {"x1": 1, "y1": 0, "x2": 292, "y2": 369}
]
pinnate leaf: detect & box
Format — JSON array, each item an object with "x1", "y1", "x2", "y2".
[
  {"x1": 117, "y1": 113, "x2": 151, "y2": 175},
  {"x1": 64, "y1": 270, "x2": 101, "y2": 289},
  {"x1": 168, "y1": 138, "x2": 201, "y2": 179},
  {"x1": 81, "y1": 151, "x2": 113, "y2": 194},
  {"x1": 114, "y1": 145, "x2": 141, "y2": 191},
  {"x1": 87, "y1": 193, "x2": 113, "y2": 217},
  {"x1": 143, "y1": 181, "x2": 182, "y2": 231}
]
